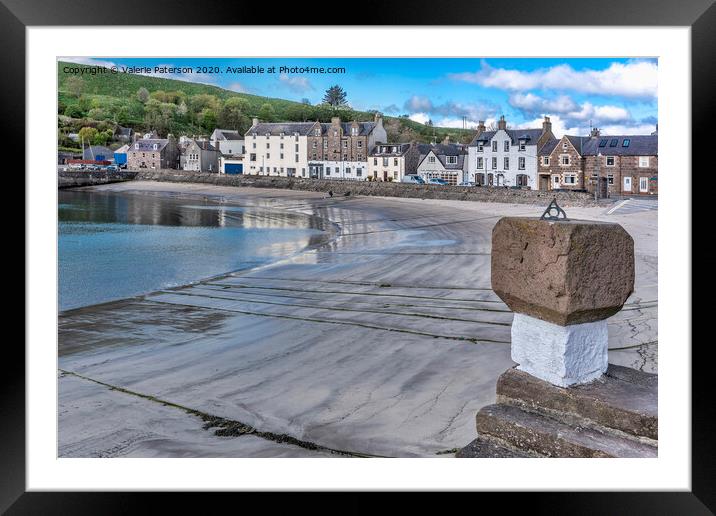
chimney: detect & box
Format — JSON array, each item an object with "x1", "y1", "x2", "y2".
[
  {"x1": 590, "y1": 127, "x2": 601, "y2": 138},
  {"x1": 442, "y1": 135, "x2": 451, "y2": 145},
  {"x1": 497, "y1": 115, "x2": 507, "y2": 131},
  {"x1": 542, "y1": 115, "x2": 552, "y2": 134},
  {"x1": 331, "y1": 116, "x2": 341, "y2": 125},
  {"x1": 476, "y1": 120, "x2": 486, "y2": 136},
  {"x1": 374, "y1": 112, "x2": 383, "y2": 124},
  {"x1": 252, "y1": 117, "x2": 259, "y2": 127}
]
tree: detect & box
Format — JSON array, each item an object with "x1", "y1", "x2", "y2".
[
  {"x1": 137, "y1": 87, "x2": 150, "y2": 104},
  {"x1": 217, "y1": 97, "x2": 250, "y2": 131},
  {"x1": 322, "y1": 85, "x2": 347, "y2": 108},
  {"x1": 144, "y1": 99, "x2": 177, "y2": 135},
  {"x1": 65, "y1": 76, "x2": 84, "y2": 98},
  {"x1": 258, "y1": 103, "x2": 276, "y2": 122},
  {"x1": 78, "y1": 126, "x2": 98, "y2": 145},
  {"x1": 200, "y1": 108, "x2": 217, "y2": 131},
  {"x1": 64, "y1": 104, "x2": 83, "y2": 118}
]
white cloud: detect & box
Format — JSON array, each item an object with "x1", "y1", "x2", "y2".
[
  {"x1": 516, "y1": 114, "x2": 654, "y2": 138},
  {"x1": 408, "y1": 112, "x2": 431, "y2": 124},
  {"x1": 228, "y1": 82, "x2": 247, "y2": 93},
  {"x1": 450, "y1": 60, "x2": 657, "y2": 99},
  {"x1": 278, "y1": 73, "x2": 313, "y2": 94},
  {"x1": 404, "y1": 95, "x2": 497, "y2": 125},
  {"x1": 509, "y1": 93, "x2": 579, "y2": 114}
]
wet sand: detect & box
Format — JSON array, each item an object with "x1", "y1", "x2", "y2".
[{"x1": 58, "y1": 181, "x2": 657, "y2": 457}]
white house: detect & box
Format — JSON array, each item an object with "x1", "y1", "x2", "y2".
[
  {"x1": 367, "y1": 143, "x2": 420, "y2": 182},
  {"x1": 244, "y1": 119, "x2": 313, "y2": 177},
  {"x1": 415, "y1": 142, "x2": 469, "y2": 185},
  {"x1": 210, "y1": 129, "x2": 245, "y2": 156},
  {"x1": 467, "y1": 115, "x2": 555, "y2": 188}
]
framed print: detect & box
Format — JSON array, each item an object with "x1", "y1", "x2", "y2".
[{"x1": 7, "y1": 0, "x2": 713, "y2": 511}]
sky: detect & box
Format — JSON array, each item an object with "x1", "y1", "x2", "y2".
[{"x1": 65, "y1": 57, "x2": 658, "y2": 137}]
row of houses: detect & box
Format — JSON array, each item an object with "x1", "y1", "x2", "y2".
[{"x1": 116, "y1": 113, "x2": 657, "y2": 196}]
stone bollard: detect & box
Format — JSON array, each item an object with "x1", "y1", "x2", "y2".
[{"x1": 491, "y1": 210, "x2": 634, "y2": 387}]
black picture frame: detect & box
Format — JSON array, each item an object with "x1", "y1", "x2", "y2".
[{"x1": 7, "y1": 0, "x2": 713, "y2": 512}]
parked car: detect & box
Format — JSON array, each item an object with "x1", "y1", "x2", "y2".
[
  {"x1": 427, "y1": 178, "x2": 449, "y2": 186},
  {"x1": 105, "y1": 165, "x2": 119, "y2": 172},
  {"x1": 458, "y1": 181, "x2": 476, "y2": 187},
  {"x1": 401, "y1": 174, "x2": 426, "y2": 184}
]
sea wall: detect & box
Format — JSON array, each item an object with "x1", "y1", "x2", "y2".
[
  {"x1": 59, "y1": 170, "x2": 139, "y2": 189},
  {"x1": 133, "y1": 169, "x2": 599, "y2": 206}
]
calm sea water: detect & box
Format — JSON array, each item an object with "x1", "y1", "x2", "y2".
[{"x1": 58, "y1": 190, "x2": 328, "y2": 311}]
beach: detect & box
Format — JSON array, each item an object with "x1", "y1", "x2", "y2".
[{"x1": 58, "y1": 181, "x2": 657, "y2": 458}]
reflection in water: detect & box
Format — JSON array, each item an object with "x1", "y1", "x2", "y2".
[{"x1": 58, "y1": 190, "x2": 329, "y2": 311}]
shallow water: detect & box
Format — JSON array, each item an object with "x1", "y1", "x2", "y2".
[{"x1": 58, "y1": 190, "x2": 328, "y2": 311}]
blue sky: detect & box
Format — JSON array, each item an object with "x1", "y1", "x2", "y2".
[{"x1": 66, "y1": 57, "x2": 658, "y2": 137}]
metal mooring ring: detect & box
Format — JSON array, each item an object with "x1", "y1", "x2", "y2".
[{"x1": 540, "y1": 198, "x2": 568, "y2": 221}]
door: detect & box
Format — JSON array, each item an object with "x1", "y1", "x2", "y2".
[
  {"x1": 623, "y1": 176, "x2": 632, "y2": 192},
  {"x1": 639, "y1": 177, "x2": 648, "y2": 193},
  {"x1": 539, "y1": 175, "x2": 549, "y2": 191}
]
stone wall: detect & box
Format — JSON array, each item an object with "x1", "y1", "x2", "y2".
[
  {"x1": 58, "y1": 170, "x2": 139, "y2": 189},
  {"x1": 133, "y1": 169, "x2": 600, "y2": 206}
]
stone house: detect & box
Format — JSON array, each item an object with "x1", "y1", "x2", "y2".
[
  {"x1": 582, "y1": 133, "x2": 658, "y2": 197},
  {"x1": 181, "y1": 139, "x2": 220, "y2": 172},
  {"x1": 468, "y1": 115, "x2": 555, "y2": 188},
  {"x1": 415, "y1": 143, "x2": 468, "y2": 185},
  {"x1": 367, "y1": 143, "x2": 420, "y2": 182},
  {"x1": 305, "y1": 114, "x2": 387, "y2": 180},
  {"x1": 126, "y1": 137, "x2": 179, "y2": 170},
  {"x1": 538, "y1": 135, "x2": 591, "y2": 191}
]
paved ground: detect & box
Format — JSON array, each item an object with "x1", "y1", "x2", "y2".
[
  {"x1": 605, "y1": 197, "x2": 658, "y2": 215},
  {"x1": 58, "y1": 182, "x2": 657, "y2": 458}
]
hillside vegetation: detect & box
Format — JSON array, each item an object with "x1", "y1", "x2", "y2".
[{"x1": 57, "y1": 61, "x2": 475, "y2": 149}]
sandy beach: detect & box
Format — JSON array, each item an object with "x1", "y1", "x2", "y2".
[{"x1": 58, "y1": 181, "x2": 657, "y2": 458}]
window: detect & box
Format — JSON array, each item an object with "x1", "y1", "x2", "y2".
[
  {"x1": 607, "y1": 174, "x2": 614, "y2": 185},
  {"x1": 280, "y1": 153, "x2": 284, "y2": 159},
  {"x1": 492, "y1": 141, "x2": 498, "y2": 152},
  {"x1": 295, "y1": 144, "x2": 299, "y2": 152},
  {"x1": 446, "y1": 156, "x2": 457, "y2": 165},
  {"x1": 561, "y1": 155, "x2": 570, "y2": 166},
  {"x1": 518, "y1": 157, "x2": 525, "y2": 170},
  {"x1": 598, "y1": 139, "x2": 608, "y2": 148},
  {"x1": 492, "y1": 157, "x2": 497, "y2": 169},
  {"x1": 383, "y1": 158, "x2": 389, "y2": 167},
  {"x1": 357, "y1": 141, "x2": 362, "y2": 148},
  {"x1": 373, "y1": 158, "x2": 378, "y2": 165},
  {"x1": 356, "y1": 168, "x2": 362, "y2": 177},
  {"x1": 478, "y1": 143, "x2": 484, "y2": 152},
  {"x1": 639, "y1": 156, "x2": 650, "y2": 167},
  {"x1": 609, "y1": 139, "x2": 618, "y2": 147},
  {"x1": 394, "y1": 158, "x2": 398, "y2": 166},
  {"x1": 504, "y1": 141, "x2": 510, "y2": 152},
  {"x1": 323, "y1": 141, "x2": 328, "y2": 149},
  {"x1": 266, "y1": 153, "x2": 270, "y2": 159},
  {"x1": 153, "y1": 144, "x2": 158, "y2": 150},
  {"x1": 351, "y1": 127, "x2": 358, "y2": 136},
  {"x1": 543, "y1": 156, "x2": 550, "y2": 166},
  {"x1": 622, "y1": 139, "x2": 630, "y2": 147},
  {"x1": 252, "y1": 142, "x2": 256, "y2": 149},
  {"x1": 280, "y1": 143, "x2": 284, "y2": 149},
  {"x1": 519, "y1": 142, "x2": 526, "y2": 151},
  {"x1": 312, "y1": 142, "x2": 317, "y2": 149},
  {"x1": 266, "y1": 143, "x2": 270, "y2": 149},
  {"x1": 428, "y1": 156, "x2": 436, "y2": 163},
  {"x1": 504, "y1": 157, "x2": 510, "y2": 170},
  {"x1": 476, "y1": 157, "x2": 483, "y2": 169},
  {"x1": 606, "y1": 156, "x2": 615, "y2": 166},
  {"x1": 343, "y1": 140, "x2": 348, "y2": 149},
  {"x1": 250, "y1": 153, "x2": 256, "y2": 161},
  {"x1": 562, "y1": 142, "x2": 568, "y2": 150},
  {"x1": 295, "y1": 154, "x2": 299, "y2": 162},
  {"x1": 326, "y1": 167, "x2": 331, "y2": 176},
  {"x1": 640, "y1": 177, "x2": 648, "y2": 192},
  {"x1": 564, "y1": 174, "x2": 576, "y2": 184},
  {"x1": 134, "y1": 143, "x2": 139, "y2": 149}
]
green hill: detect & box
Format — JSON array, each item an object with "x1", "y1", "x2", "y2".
[{"x1": 57, "y1": 61, "x2": 476, "y2": 147}]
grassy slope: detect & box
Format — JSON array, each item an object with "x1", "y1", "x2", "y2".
[{"x1": 57, "y1": 61, "x2": 476, "y2": 144}]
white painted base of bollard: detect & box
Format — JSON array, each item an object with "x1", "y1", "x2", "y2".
[{"x1": 511, "y1": 313, "x2": 609, "y2": 387}]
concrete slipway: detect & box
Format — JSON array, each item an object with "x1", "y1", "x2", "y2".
[{"x1": 58, "y1": 181, "x2": 657, "y2": 458}]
